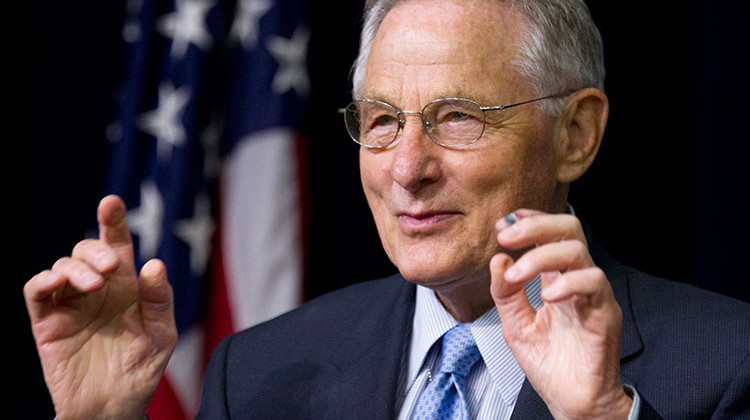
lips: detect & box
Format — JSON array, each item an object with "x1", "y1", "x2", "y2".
[{"x1": 397, "y1": 210, "x2": 460, "y2": 231}]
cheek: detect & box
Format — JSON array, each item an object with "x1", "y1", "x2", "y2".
[
  {"x1": 359, "y1": 151, "x2": 393, "y2": 229},
  {"x1": 360, "y1": 151, "x2": 404, "y2": 264},
  {"x1": 359, "y1": 150, "x2": 388, "y2": 203},
  {"x1": 463, "y1": 135, "x2": 558, "y2": 213},
  {"x1": 520, "y1": 129, "x2": 560, "y2": 186}
]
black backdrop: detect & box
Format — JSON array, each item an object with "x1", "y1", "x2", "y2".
[{"x1": 8, "y1": 1, "x2": 750, "y2": 418}]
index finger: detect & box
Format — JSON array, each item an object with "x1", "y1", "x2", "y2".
[
  {"x1": 98, "y1": 195, "x2": 133, "y2": 248},
  {"x1": 497, "y1": 211, "x2": 586, "y2": 251}
]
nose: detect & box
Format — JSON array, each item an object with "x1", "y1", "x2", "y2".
[{"x1": 390, "y1": 114, "x2": 442, "y2": 193}]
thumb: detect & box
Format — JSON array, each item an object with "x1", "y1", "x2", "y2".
[
  {"x1": 490, "y1": 253, "x2": 535, "y2": 331},
  {"x1": 138, "y1": 259, "x2": 176, "y2": 333}
]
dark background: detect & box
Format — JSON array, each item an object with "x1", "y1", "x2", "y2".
[{"x1": 8, "y1": 1, "x2": 750, "y2": 418}]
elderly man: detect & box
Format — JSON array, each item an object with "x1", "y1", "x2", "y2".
[{"x1": 24, "y1": 0, "x2": 749, "y2": 419}]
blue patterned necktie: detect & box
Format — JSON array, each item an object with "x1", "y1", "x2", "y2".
[{"x1": 413, "y1": 324, "x2": 482, "y2": 420}]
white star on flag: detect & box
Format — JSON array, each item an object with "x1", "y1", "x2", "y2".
[
  {"x1": 266, "y1": 24, "x2": 310, "y2": 96},
  {"x1": 127, "y1": 181, "x2": 164, "y2": 261},
  {"x1": 175, "y1": 194, "x2": 215, "y2": 276},
  {"x1": 229, "y1": 0, "x2": 273, "y2": 50},
  {"x1": 122, "y1": 0, "x2": 145, "y2": 43},
  {"x1": 138, "y1": 83, "x2": 191, "y2": 160},
  {"x1": 157, "y1": 0, "x2": 215, "y2": 59}
]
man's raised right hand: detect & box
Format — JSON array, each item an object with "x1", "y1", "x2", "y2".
[{"x1": 24, "y1": 195, "x2": 178, "y2": 420}]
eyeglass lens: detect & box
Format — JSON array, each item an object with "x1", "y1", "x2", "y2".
[{"x1": 344, "y1": 99, "x2": 486, "y2": 147}]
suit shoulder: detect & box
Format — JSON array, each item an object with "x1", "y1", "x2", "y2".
[
  {"x1": 623, "y1": 267, "x2": 750, "y2": 356},
  {"x1": 625, "y1": 268, "x2": 750, "y2": 322},
  {"x1": 224, "y1": 273, "x2": 414, "y2": 353},
  {"x1": 201, "y1": 274, "x2": 415, "y2": 417}
]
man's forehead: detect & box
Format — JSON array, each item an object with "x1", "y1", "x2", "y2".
[
  {"x1": 380, "y1": 0, "x2": 519, "y2": 40},
  {"x1": 362, "y1": 0, "x2": 527, "y2": 104}
]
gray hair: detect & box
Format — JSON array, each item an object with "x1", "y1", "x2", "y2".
[{"x1": 351, "y1": 0, "x2": 605, "y2": 115}]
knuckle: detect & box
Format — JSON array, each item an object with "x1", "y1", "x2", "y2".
[
  {"x1": 52, "y1": 256, "x2": 99, "y2": 282},
  {"x1": 591, "y1": 267, "x2": 607, "y2": 282},
  {"x1": 562, "y1": 240, "x2": 589, "y2": 266},
  {"x1": 72, "y1": 239, "x2": 118, "y2": 269},
  {"x1": 51, "y1": 257, "x2": 71, "y2": 270},
  {"x1": 588, "y1": 267, "x2": 609, "y2": 291},
  {"x1": 32, "y1": 269, "x2": 52, "y2": 281},
  {"x1": 490, "y1": 253, "x2": 511, "y2": 270},
  {"x1": 571, "y1": 239, "x2": 588, "y2": 255},
  {"x1": 24, "y1": 270, "x2": 60, "y2": 300},
  {"x1": 22, "y1": 281, "x2": 32, "y2": 297},
  {"x1": 72, "y1": 238, "x2": 97, "y2": 254},
  {"x1": 25, "y1": 270, "x2": 49, "y2": 292},
  {"x1": 591, "y1": 266, "x2": 606, "y2": 278},
  {"x1": 561, "y1": 214, "x2": 586, "y2": 241},
  {"x1": 562, "y1": 213, "x2": 582, "y2": 230}
]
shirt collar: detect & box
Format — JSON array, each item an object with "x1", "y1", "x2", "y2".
[
  {"x1": 407, "y1": 275, "x2": 543, "y2": 406},
  {"x1": 407, "y1": 285, "x2": 458, "y2": 388}
]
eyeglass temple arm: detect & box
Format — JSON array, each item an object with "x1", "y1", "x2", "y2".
[{"x1": 480, "y1": 91, "x2": 576, "y2": 112}]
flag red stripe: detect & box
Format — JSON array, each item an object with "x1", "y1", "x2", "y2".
[
  {"x1": 147, "y1": 376, "x2": 188, "y2": 420},
  {"x1": 204, "y1": 195, "x2": 235, "y2": 368},
  {"x1": 294, "y1": 134, "x2": 311, "y2": 302}
]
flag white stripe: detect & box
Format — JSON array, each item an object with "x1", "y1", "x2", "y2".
[
  {"x1": 221, "y1": 127, "x2": 303, "y2": 330},
  {"x1": 165, "y1": 326, "x2": 205, "y2": 418}
]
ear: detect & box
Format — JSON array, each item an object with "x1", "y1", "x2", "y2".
[{"x1": 554, "y1": 88, "x2": 609, "y2": 183}]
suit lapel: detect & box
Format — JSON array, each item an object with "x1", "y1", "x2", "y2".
[
  {"x1": 586, "y1": 227, "x2": 644, "y2": 362},
  {"x1": 326, "y1": 276, "x2": 416, "y2": 419}
]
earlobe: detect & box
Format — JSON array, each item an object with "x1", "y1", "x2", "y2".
[{"x1": 555, "y1": 88, "x2": 609, "y2": 183}]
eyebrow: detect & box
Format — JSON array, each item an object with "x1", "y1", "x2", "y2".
[
  {"x1": 360, "y1": 91, "x2": 393, "y2": 104},
  {"x1": 361, "y1": 88, "x2": 492, "y2": 108}
]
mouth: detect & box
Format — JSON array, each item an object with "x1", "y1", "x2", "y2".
[{"x1": 397, "y1": 210, "x2": 460, "y2": 232}]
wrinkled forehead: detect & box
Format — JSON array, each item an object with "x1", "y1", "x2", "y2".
[{"x1": 363, "y1": 0, "x2": 531, "y2": 104}]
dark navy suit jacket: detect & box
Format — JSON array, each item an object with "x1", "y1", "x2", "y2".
[{"x1": 196, "y1": 235, "x2": 750, "y2": 419}]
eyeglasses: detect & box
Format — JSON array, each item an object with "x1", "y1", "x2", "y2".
[{"x1": 339, "y1": 92, "x2": 572, "y2": 148}]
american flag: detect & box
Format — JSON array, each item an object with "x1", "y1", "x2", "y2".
[{"x1": 105, "y1": 0, "x2": 308, "y2": 418}]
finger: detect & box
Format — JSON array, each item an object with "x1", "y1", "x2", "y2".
[
  {"x1": 24, "y1": 271, "x2": 63, "y2": 325},
  {"x1": 72, "y1": 239, "x2": 121, "y2": 273},
  {"x1": 138, "y1": 259, "x2": 176, "y2": 333},
  {"x1": 504, "y1": 240, "x2": 593, "y2": 283},
  {"x1": 51, "y1": 257, "x2": 106, "y2": 293},
  {"x1": 490, "y1": 253, "x2": 536, "y2": 333},
  {"x1": 497, "y1": 212, "x2": 584, "y2": 250},
  {"x1": 540, "y1": 267, "x2": 612, "y2": 304},
  {"x1": 494, "y1": 208, "x2": 546, "y2": 230},
  {"x1": 98, "y1": 195, "x2": 133, "y2": 249},
  {"x1": 24, "y1": 270, "x2": 66, "y2": 308}
]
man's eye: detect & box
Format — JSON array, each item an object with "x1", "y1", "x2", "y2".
[
  {"x1": 371, "y1": 114, "x2": 398, "y2": 127},
  {"x1": 447, "y1": 111, "x2": 472, "y2": 122}
]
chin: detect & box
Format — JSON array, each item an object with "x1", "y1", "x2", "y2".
[
  {"x1": 386, "y1": 236, "x2": 489, "y2": 284},
  {"x1": 394, "y1": 258, "x2": 475, "y2": 288}
]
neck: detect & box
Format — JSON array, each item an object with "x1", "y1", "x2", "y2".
[{"x1": 431, "y1": 272, "x2": 495, "y2": 323}]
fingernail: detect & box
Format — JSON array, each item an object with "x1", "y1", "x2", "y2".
[
  {"x1": 85, "y1": 271, "x2": 102, "y2": 285},
  {"x1": 496, "y1": 212, "x2": 518, "y2": 230},
  {"x1": 98, "y1": 249, "x2": 118, "y2": 267},
  {"x1": 501, "y1": 224, "x2": 520, "y2": 239}
]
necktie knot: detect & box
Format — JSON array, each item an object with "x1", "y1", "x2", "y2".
[{"x1": 439, "y1": 324, "x2": 480, "y2": 377}]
